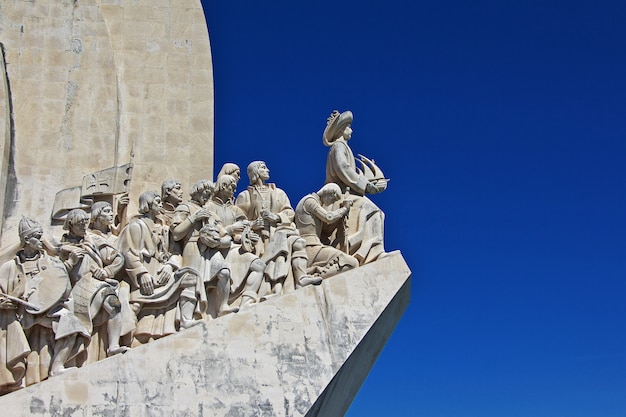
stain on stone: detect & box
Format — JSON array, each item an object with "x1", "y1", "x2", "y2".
[
  {"x1": 0, "y1": 42, "x2": 18, "y2": 224},
  {"x1": 63, "y1": 380, "x2": 88, "y2": 403},
  {"x1": 48, "y1": 395, "x2": 81, "y2": 417},
  {"x1": 173, "y1": 39, "x2": 192, "y2": 51},
  {"x1": 69, "y1": 38, "x2": 82, "y2": 54},
  {"x1": 29, "y1": 397, "x2": 45, "y2": 414},
  {"x1": 61, "y1": 80, "x2": 78, "y2": 151}
]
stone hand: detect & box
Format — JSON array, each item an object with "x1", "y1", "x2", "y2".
[
  {"x1": 365, "y1": 182, "x2": 378, "y2": 194},
  {"x1": 93, "y1": 268, "x2": 109, "y2": 280},
  {"x1": 251, "y1": 218, "x2": 265, "y2": 230},
  {"x1": 104, "y1": 278, "x2": 119, "y2": 287},
  {"x1": 249, "y1": 232, "x2": 260, "y2": 243},
  {"x1": 261, "y1": 209, "x2": 280, "y2": 224},
  {"x1": 193, "y1": 208, "x2": 213, "y2": 223},
  {"x1": 0, "y1": 297, "x2": 18, "y2": 310},
  {"x1": 69, "y1": 249, "x2": 85, "y2": 266},
  {"x1": 139, "y1": 274, "x2": 155, "y2": 295},
  {"x1": 366, "y1": 180, "x2": 387, "y2": 194},
  {"x1": 229, "y1": 221, "x2": 246, "y2": 234},
  {"x1": 156, "y1": 265, "x2": 173, "y2": 286},
  {"x1": 117, "y1": 192, "x2": 130, "y2": 207}
]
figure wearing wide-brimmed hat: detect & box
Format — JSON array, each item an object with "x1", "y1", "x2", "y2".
[{"x1": 323, "y1": 110, "x2": 389, "y2": 265}]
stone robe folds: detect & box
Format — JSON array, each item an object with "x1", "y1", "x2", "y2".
[
  {"x1": 170, "y1": 201, "x2": 219, "y2": 313},
  {"x1": 58, "y1": 233, "x2": 134, "y2": 363},
  {"x1": 325, "y1": 139, "x2": 385, "y2": 264},
  {"x1": 117, "y1": 217, "x2": 201, "y2": 343},
  {"x1": 205, "y1": 198, "x2": 261, "y2": 297},
  {"x1": 0, "y1": 252, "x2": 73, "y2": 393},
  {"x1": 236, "y1": 185, "x2": 302, "y2": 291}
]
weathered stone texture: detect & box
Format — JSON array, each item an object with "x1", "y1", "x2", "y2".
[
  {"x1": 0, "y1": 0, "x2": 214, "y2": 246},
  {"x1": 0, "y1": 252, "x2": 411, "y2": 417}
]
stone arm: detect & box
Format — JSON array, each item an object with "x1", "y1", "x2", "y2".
[
  {"x1": 214, "y1": 221, "x2": 232, "y2": 248},
  {"x1": 170, "y1": 204, "x2": 192, "y2": 242},
  {"x1": 117, "y1": 221, "x2": 150, "y2": 288},
  {"x1": 112, "y1": 192, "x2": 130, "y2": 236},
  {"x1": 57, "y1": 243, "x2": 85, "y2": 276},
  {"x1": 305, "y1": 198, "x2": 349, "y2": 224},
  {"x1": 96, "y1": 243, "x2": 125, "y2": 279},
  {"x1": 218, "y1": 234, "x2": 232, "y2": 249},
  {"x1": 0, "y1": 260, "x2": 16, "y2": 294},
  {"x1": 328, "y1": 141, "x2": 369, "y2": 195},
  {"x1": 234, "y1": 191, "x2": 252, "y2": 219},
  {"x1": 272, "y1": 188, "x2": 295, "y2": 225},
  {"x1": 224, "y1": 206, "x2": 248, "y2": 238},
  {"x1": 0, "y1": 260, "x2": 20, "y2": 309}
]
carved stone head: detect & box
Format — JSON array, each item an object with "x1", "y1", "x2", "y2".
[
  {"x1": 138, "y1": 191, "x2": 162, "y2": 215},
  {"x1": 323, "y1": 110, "x2": 353, "y2": 146},
  {"x1": 217, "y1": 163, "x2": 241, "y2": 183},
  {"x1": 247, "y1": 161, "x2": 269, "y2": 185},
  {"x1": 18, "y1": 217, "x2": 44, "y2": 249},
  {"x1": 64, "y1": 209, "x2": 90, "y2": 238},
  {"x1": 214, "y1": 175, "x2": 237, "y2": 201},
  {"x1": 90, "y1": 201, "x2": 114, "y2": 227},
  {"x1": 190, "y1": 179, "x2": 214, "y2": 205},
  {"x1": 161, "y1": 179, "x2": 183, "y2": 205},
  {"x1": 318, "y1": 183, "x2": 342, "y2": 206}
]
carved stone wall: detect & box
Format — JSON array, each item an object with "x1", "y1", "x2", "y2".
[
  {"x1": 0, "y1": 0, "x2": 214, "y2": 247},
  {"x1": 0, "y1": 252, "x2": 411, "y2": 417}
]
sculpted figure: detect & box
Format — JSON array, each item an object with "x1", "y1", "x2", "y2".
[
  {"x1": 88, "y1": 202, "x2": 135, "y2": 346},
  {"x1": 205, "y1": 175, "x2": 266, "y2": 308},
  {"x1": 0, "y1": 219, "x2": 81, "y2": 393},
  {"x1": 217, "y1": 163, "x2": 241, "y2": 184},
  {"x1": 236, "y1": 161, "x2": 321, "y2": 297},
  {"x1": 194, "y1": 222, "x2": 239, "y2": 318},
  {"x1": 160, "y1": 179, "x2": 184, "y2": 226},
  {"x1": 171, "y1": 179, "x2": 238, "y2": 318},
  {"x1": 295, "y1": 183, "x2": 359, "y2": 278},
  {"x1": 324, "y1": 110, "x2": 388, "y2": 264},
  {"x1": 89, "y1": 201, "x2": 122, "y2": 245},
  {"x1": 117, "y1": 192, "x2": 203, "y2": 343},
  {"x1": 58, "y1": 210, "x2": 129, "y2": 362},
  {"x1": 216, "y1": 163, "x2": 241, "y2": 203}
]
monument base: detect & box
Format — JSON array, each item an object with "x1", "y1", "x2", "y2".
[{"x1": 0, "y1": 252, "x2": 411, "y2": 417}]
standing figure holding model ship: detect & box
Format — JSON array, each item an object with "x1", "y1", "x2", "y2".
[{"x1": 324, "y1": 110, "x2": 389, "y2": 265}]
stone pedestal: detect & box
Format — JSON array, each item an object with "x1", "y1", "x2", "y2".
[{"x1": 0, "y1": 252, "x2": 411, "y2": 417}]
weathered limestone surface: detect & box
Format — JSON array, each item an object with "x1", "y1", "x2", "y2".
[
  {"x1": 0, "y1": 0, "x2": 214, "y2": 246},
  {"x1": 0, "y1": 251, "x2": 411, "y2": 417}
]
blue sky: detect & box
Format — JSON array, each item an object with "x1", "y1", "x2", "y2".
[{"x1": 202, "y1": 1, "x2": 625, "y2": 415}]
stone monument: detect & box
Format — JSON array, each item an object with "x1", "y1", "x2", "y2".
[{"x1": 0, "y1": 2, "x2": 411, "y2": 416}]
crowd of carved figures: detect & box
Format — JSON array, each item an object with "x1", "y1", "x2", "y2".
[{"x1": 0, "y1": 110, "x2": 389, "y2": 395}]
